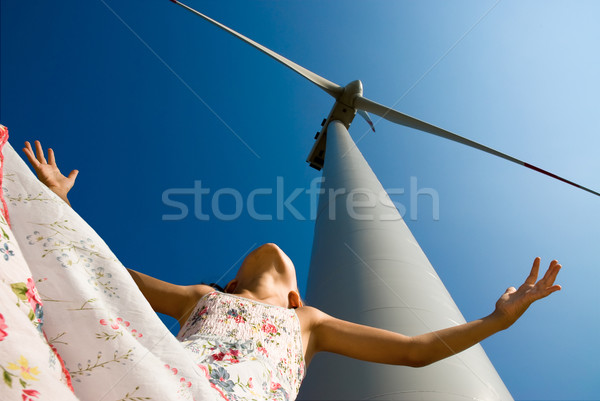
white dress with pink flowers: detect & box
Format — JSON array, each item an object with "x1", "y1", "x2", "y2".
[{"x1": 177, "y1": 291, "x2": 305, "y2": 401}]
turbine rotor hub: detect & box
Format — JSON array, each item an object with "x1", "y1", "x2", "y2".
[{"x1": 340, "y1": 80, "x2": 363, "y2": 107}]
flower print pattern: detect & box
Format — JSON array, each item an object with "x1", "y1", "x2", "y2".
[
  {"x1": 210, "y1": 344, "x2": 242, "y2": 364},
  {"x1": 32, "y1": 304, "x2": 44, "y2": 333},
  {"x1": 69, "y1": 349, "x2": 134, "y2": 383},
  {"x1": 164, "y1": 364, "x2": 193, "y2": 397},
  {"x1": 7, "y1": 355, "x2": 41, "y2": 381},
  {"x1": 9, "y1": 279, "x2": 44, "y2": 333},
  {"x1": 56, "y1": 252, "x2": 75, "y2": 268},
  {"x1": 24, "y1": 222, "x2": 120, "y2": 295},
  {"x1": 26, "y1": 278, "x2": 43, "y2": 312},
  {"x1": 2, "y1": 142, "x2": 205, "y2": 401},
  {"x1": 27, "y1": 220, "x2": 112, "y2": 262},
  {"x1": 179, "y1": 377, "x2": 192, "y2": 389},
  {"x1": 198, "y1": 364, "x2": 229, "y2": 401},
  {"x1": 97, "y1": 317, "x2": 143, "y2": 341},
  {"x1": 6, "y1": 191, "x2": 58, "y2": 206},
  {"x1": 0, "y1": 242, "x2": 14, "y2": 260},
  {"x1": 183, "y1": 305, "x2": 208, "y2": 332},
  {"x1": 0, "y1": 313, "x2": 7, "y2": 341},
  {"x1": 0, "y1": 156, "x2": 77, "y2": 400},
  {"x1": 21, "y1": 388, "x2": 41, "y2": 401},
  {"x1": 209, "y1": 366, "x2": 235, "y2": 392},
  {"x1": 25, "y1": 230, "x2": 43, "y2": 245},
  {"x1": 0, "y1": 224, "x2": 10, "y2": 241},
  {"x1": 177, "y1": 292, "x2": 305, "y2": 400},
  {"x1": 261, "y1": 322, "x2": 277, "y2": 334},
  {"x1": 101, "y1": 317, "x2": 129, "y2": 330},
  {"x1": 257, "y1": 345, "x2": 268, "y2": 357},
  {"x1": 44, "y1": 337, "x2": 74, "y2": 392},
  {"x1": 87, "y1": 266, "x2": 118, "y2": 297},
  {"x1": 226, "y1": 308, "x2": 246, "y2": 324}
]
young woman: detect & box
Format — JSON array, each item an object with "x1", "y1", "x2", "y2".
[{"x1": 23, "y1": 140, "x2": 562, "y2": 400}]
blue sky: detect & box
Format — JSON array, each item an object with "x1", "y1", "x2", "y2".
[{"x1": 2, "y1": 1, "x2": 599, "y2": 399}]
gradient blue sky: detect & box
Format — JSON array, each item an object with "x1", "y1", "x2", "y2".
[{"x1": 2, "y1": 1, "x2": 599, "y2": 400}]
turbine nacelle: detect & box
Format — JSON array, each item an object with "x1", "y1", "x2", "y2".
[{"x1": 305, "y1": 80, "x2": 364, "y2": 170}]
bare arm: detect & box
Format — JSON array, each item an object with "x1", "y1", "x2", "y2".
[
  {"x1": 127, "y1": 268, "x2": 213, "y2": 324},
  {"x1": 304, "y1": 258, "x2": 561, "y2": 367}
]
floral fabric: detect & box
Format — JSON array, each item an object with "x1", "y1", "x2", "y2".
[
  {"x1": 0, "y1": 125, "x2": 10, "y2": 226},
  {"x1": 0, "y1": 125, "x2": 78, "y2": 401},
  {"x1": 0, "y1": 130, "x2": 307, "y2": 401},
  {"x1": 1, "y1": 137, "x2": 214, "y2": 400},
  {"x1": 178, "y1": 292, "x2": 305, "y2": 401}
]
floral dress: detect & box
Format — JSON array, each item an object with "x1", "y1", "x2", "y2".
[{"x1": 177, "y1": 291, "x2": 305, "y2": 401}]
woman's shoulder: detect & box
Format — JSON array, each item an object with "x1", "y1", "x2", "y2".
[
  {"x1": 178, "y1": 284, "x2": 217, "y2": 324},
  {"x1": 295, "y1": 305, "x2": 329, "y2": 327},
  {"x1": 187, "y1": 284, "x2": 218, "y2": 300}
]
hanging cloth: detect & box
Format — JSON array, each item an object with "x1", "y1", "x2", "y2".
[{"x1": 0, "y1": 130, "x2": 214, "y2": 400}]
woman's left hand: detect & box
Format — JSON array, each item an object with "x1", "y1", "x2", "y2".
[
  {"x1": 23, "y1": 140, "x2": 78, "y2": 204},
  {"x1": 493, "y1": 257, "x2": 562, "y2": 329}
]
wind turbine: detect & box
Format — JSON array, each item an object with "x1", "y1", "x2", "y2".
[{"x1": 168, "y1": 1, "x2": 598, "y2": 399}]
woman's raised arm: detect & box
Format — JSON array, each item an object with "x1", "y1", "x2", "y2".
[
  {"x1": 127, "y1": 268, "x2": 213, "y2": 325},
  {"x1": 303, "y1": 258, "x2": 561, "y2": 367}
]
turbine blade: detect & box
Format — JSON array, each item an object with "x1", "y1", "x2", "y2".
[
  {"x1": 168, "y1": 0, "x2": 343, "y2": 98},
  {"x1": 355, "y1": 95, "x2": 600, "y2": 197},
  {"x1": 357, "y1": 110, "x2": 376, "y2": 133}
]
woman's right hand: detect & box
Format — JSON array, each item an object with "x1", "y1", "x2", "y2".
[
  {"x1": 492, "y1": 257, "x2": 562, "y2": 329},
  {"x1": 23, "y1": 140, "x2": 78, "y2": 205}
]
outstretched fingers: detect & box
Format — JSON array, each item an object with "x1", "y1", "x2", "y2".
[
  {"x1": 541, "y1": 261, "x2": 562, "y2": 286},
  {"x1": 23, "y1": 141, "x2": 41, "y2": 168},
  {"x1": 34, "y1": 140, "x2": 47, "y2": 164},
  {"x1": 68, "y1": 169, "x2": 79, "y2": 182},
  {"x1": 524, "y1": 257, "x2": 541, "y2": 285},
  {"x1": 535, "y1": 260, "x2": 562, "y2": 298},
  {"x1": 23, "y1": 140, "x2": 49, "y2": 166},
  {"x1": 48, "y1": 148, "x2": 56, "y2": 166},
  {"x1": 542, "y1": 260, "x2": 559, "y2": 278}
]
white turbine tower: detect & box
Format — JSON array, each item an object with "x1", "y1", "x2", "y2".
[
  {"x1": 300, "y1": 120, "x2": 512, "y2": 400},
  {"x1": 168, "y1": 1, "x2": 599, "y2": 399}
]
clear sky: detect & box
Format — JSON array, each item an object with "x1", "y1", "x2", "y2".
[{"x1": 2, "y1": 1, "x2": 599, "y2": 400}]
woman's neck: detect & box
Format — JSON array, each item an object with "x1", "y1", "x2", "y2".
[{"x1": 231, "y1": 287, "x2": 288, "y2": 308}]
